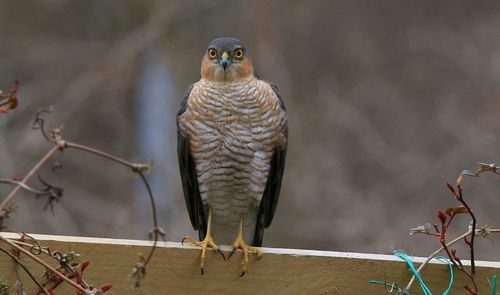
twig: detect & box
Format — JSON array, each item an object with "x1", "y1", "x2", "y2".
[
  {"x1": 131, "y1": 171, "x2": 165, "y2": 288},
  {"x1": 0, "y1": 179, "x2": 48, "y2": 195},
  {"x1": 64, "y1": 142, "x2": 151, "y2": 172},
  {"x1": 0, "y1": 145, "x2": 60, "y2": 212},
  {"x1": 0, "y1": 247, "x2": 50, "y2": 295},
  {"x1": 138, "y1": 171, "x2": 158, "y2": 266},
  {"x1": 457, "y1": 184, "x2": 476, "y2": 275}
]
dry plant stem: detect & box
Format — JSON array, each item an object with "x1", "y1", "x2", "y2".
[
  {"x1": 0, "y1": 145, "x2": 59, "y2": 211},
  {"x1": 0, "y1": 179, "x2": 46, "y2": 195},
  {"x1": 440, "y1": 240, "x2": 459, "y2": 268},
  {"x1": 0, "y1": 247, "x2": 50, "y2": 295},
  {"x1": 64, "y1": 141, "x2": 147, "y2": 170},
  {"x1": 137, "y1": 171, "x2": 158, "y2": 266},
  {"x1": 458, "y1": 185, "x2": 476, "y2": 275},
  {"x1": 60, "y1": 141, "x2": 158, "y2": 267},
  {"x1": 404, "y1": 228, "x2": 500, "y2": 292},
  {"x1": 10, "y1": 239, "x2": 61, "y2": 261},
  {"x1": 0, "y1": 235, "x2": 88, "y2": 294},
  {"x1": 441, "y1": 240, "x2": 478, "y2": 293}
]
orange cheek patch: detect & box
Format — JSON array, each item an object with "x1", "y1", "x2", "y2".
[
  {"x1": 200, "y1": 57, "x2": 215, "y2": 80},
  {"x1": 235, "y1": 58, "x2": 254, "y2": 78}
]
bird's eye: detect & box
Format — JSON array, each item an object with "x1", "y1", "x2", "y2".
[
  {"x1": 208, "y1": 48, "x2": 217, "y2": 59},
  {"x1": 234, "y1": 48, "x2": 243, "y2": 59}
]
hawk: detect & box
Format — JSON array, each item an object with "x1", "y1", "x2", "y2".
[{"x1": 177, "y1": 37, "x2": 287, "y2": 275}]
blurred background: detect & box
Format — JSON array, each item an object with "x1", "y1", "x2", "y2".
[{"x1": 1, "y1": 0, "x2": 500, "y2": 260}]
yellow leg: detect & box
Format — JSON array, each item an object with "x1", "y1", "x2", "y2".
[
  {"x1": 182, "y1": 210, "x2": 225, "y2": 274},
  {"x1": 228, "y1": 217, "x2": 262, "y2": 276}
]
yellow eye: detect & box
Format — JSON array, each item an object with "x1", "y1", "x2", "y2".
[
  {"x1": 208, "y1": 48, "x2": 217, "y2": 59},
  {"x1": 234, "y1": 48, "x2": 243, "y2": 59}
]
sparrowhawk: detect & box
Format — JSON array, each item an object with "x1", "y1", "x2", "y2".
[{"x1": 177, "y1": 37, "x2": 288, "y2": 275}]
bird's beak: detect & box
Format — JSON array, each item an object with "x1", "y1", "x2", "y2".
[{"x1": 220, "y1": 51, "x2": 230, "y2": 71}]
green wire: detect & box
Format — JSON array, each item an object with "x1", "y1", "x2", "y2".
[
  {"x1": 492, "y1": 275, "x2": 497, "y2": 295},
  {"x1": 369, "y1": 250, "x2": 454, "y2": 295}
]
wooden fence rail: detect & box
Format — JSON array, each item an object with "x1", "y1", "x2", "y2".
[{"x1": 0, "y1": 232, "x2": 499, "y2": 294}]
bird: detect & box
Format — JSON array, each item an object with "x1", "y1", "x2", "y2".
[{"x1": 176, "y1": 37, "x2": 288, "y2": 276}]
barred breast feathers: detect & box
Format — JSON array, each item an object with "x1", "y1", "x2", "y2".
[{"x1": 178, "y1": 76, "x2": 286, "y2": 223}]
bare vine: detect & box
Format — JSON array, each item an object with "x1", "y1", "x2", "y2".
[{"x1": 0, "y1": 98, "x2": 164, "y2": 292}]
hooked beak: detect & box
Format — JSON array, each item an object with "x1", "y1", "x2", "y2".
[{"x1": 220, "y1": 51, "x2": 230, "y2": 71}]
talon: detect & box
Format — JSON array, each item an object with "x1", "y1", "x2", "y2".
[
  {"x1": 182, "y1": 210, "x2": 220, "y2": 275},
  {"x1": 217, "y1": 248, "x2": 226, "y2": 261},
  {"x1": 228, "y1": 249, "x2": 236, "y2": 260},
  {"x1": 230, "y1": 218, "x2": 262, "y2": 275}
]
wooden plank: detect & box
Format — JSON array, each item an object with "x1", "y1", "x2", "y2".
[{"x1": 0, "y1": 232, "x2": 498, "y2": 294}]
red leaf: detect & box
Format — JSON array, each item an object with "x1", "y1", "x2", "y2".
[
  {"x1": 81, "y1": 260, "x2": 90, "y2": 272},
  {"x1": 0, "y1": 80, "x2": 20, "y2": 113},
  {"x1": 99, "y1": 285, "x2": 113, "y2": 292},
  {"x1": 437, "y1": 210, "x2": 447, "y2": 225},
  {"x1": 445, "y1": 206, "x2": 469, "y2": 217},
  {"x1": 464, "y1": 285, "x2": 477, "y2": 294}
]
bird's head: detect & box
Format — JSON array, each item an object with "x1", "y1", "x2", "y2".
[{"x1": 201, "y1": 37, "x2": 254, "y2": 82}]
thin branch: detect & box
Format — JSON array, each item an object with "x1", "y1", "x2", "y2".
[
  {"x1": 0, "y1": 179, "x2": 47, "y2": 195},
  {"x1": 457, "y1": 184, "x2": 476, "y2": 275},
  {"x1": 64, "y1": 141, "x2": 151, "y2": 172},
  {"x1": 131, "y1": 171, "x2": 165, "y2": 288},
  {"x1": 0, "y1": 145, "x2": 60, "y2": 212},
  {"x1": 0, "y1": 247, "x2": 50, "y2": 295}
]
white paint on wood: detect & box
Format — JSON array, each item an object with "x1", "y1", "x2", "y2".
[{"x1": 2, "y1": 232, "x2": 499, "y2": 268}]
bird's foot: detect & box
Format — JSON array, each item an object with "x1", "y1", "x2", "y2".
[
  {"x1": 182, "y1": 234, "x2": 225, "y2": 275},
  {"x1": 228, "y1": 235, "x2": 262, "y2": 276}
]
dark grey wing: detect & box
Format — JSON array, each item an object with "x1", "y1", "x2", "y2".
[
  {"x1": 253, "y1": 83, "x2": 288, "y2": 246},
  {"x1": 177, "y1": 84, "x2": 207, "y2": 240}
]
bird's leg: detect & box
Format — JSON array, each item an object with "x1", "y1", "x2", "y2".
[
  {"x1": 228, "y1": 217, "x2": 262, "y2": 276},
  {"x1": 182, "y1": 209, "x2": 225, "y2": 274}
]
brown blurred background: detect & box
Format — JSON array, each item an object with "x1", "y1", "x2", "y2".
[{"x1": 1, "y1": 1, "x2": 500, "y2": 260}]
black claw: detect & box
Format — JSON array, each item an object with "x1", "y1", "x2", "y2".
[
  {"x1": 217, "y1": 248, "x2": 226, "y2": 261},
  {"x1": 240, "y1": 271, "x2": 245, "y2": 277},
  {"x1": 201, "y1": 267, "x2": 204, "y2": 275},
  {"x1": 181, "y1": 237, "x2": 186, "y2": 245},
  {"x1": 256, "y1": 254, "x2": 263, "y2": 261},
  {"x1": 228, "y1": 249, "x2": 236, "y2": 260}
]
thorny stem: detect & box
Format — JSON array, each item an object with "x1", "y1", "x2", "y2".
[
  {"x1": 440, "y1": 241, "x2": 459, "y2": 268},
  {"x1": 0, "y1": 145, "x2": 59, "y2": 212},
  {"x1": 0, "y1": 235, "x2": 88, "y2": 294},
  {"x1": 404, "y1": 228, "x2": 500, "y2": 292},
  {"x1": 0, "y1": 247, "x2": 50, "y2": 295},
  {"x1": 441, "y1": 241, "x2": 478, "y2": 294}
]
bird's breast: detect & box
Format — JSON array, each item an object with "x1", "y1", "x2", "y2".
[{"x1": 178, "y1": 78, "x2": 285, "y2": 227}]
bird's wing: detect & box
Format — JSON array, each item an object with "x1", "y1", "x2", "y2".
[
  {"x1": 177, "y1": 84, "x2": 207, "y2": 240},
  {"x1": 253, "y1": 83, "x2": 288, "y2": 246}
]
